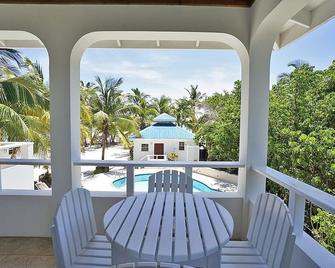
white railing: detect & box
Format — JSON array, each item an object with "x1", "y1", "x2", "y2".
[
  {"x1": 252, "y1": 166, "x2": 335, "y2": 237},
  {"x1": 1, "y1": 158, "x2": 334, "y2": 226},
  {"x1": 0, "y1": 158, "x2": 243, "y2": 194},
  {"x1": 74, "y1": 159, "x2": 243, "y2": 196},
  {"x1": 146, "y1": 154, "x2": 167, "y2": 161},
  {"x1": 0, "y1": 159, "x2": 51, "y2": 166}
]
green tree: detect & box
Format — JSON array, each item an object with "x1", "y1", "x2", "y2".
[
  {"x1": 153, "y1": 95, "x2": 172, "y2": 114},
  {"x1": 268, "y1": 61, "x2": 335, "y2": 252},
  {"x1": 178, "y1": 84, "x2": 205, "y2": 132},
  {"x1": 196, "y1": 61, "x2": 335, "y2": 252},
  {"x1": 195, "y1": 81, "x2": 241, "y2": 162},
  {"x1": 0, "y1": 50, "x2": 50, "y2": 156},
  {"x1": 128, "y1": 88, "x2": 157, "y2": 130},
  {"x1": 80, "y1": 80, "x2": 96, "y2": 148},
  {"x1": 92, "y1": 76, "x2": 137, "y2": 163}
]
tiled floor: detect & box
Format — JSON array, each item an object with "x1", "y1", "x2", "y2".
[{"x1": 0, "y1": 237, "x2": 55, "y2": 268}]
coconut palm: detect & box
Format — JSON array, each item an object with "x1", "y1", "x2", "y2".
[
  {"x1": 92, "y1": 76, "x2": 137, "y2": 162},
  {"x1": 128, "y1": 88, "x2": 157, "y2": 130},
  {"x1": 277, "y1": 59, "x2": 310, "y2": 80},
  {"x1": 153, "y1": 95, "x2": 172, "y2": 114},
  {"x1": 80, "y1": 81, "x2": 96, "y2": 148},
  {"x1": 183, "y1": 84, "x2": 205, "y2": 132},
  {"x1": 0, "y1": 52, "x2": 50, "y2": 155},
  {"x1": 185, "y1": 84, "x2": 205, "y2": 108},
  {"x1": 0, "y1": 48, "x2": 24, "y2": 76}
]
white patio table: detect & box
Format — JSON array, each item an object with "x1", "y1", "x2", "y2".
[{"x1": 104, "y1": 192, "x2": 234, "y2": 268}]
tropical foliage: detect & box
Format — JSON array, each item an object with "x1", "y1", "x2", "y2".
[
  {"x1": 0, "y1": 49, "x2": 50, "y2": 157},
  {"x1": 195, "y1": 61, "x2": 335, "y2": 253}
]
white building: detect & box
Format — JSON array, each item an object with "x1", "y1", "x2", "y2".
[
  {"x1": 0, "y1": 142, "x2": 34, "y2": 190},
  {"x1": 132, "y1": 113, "x2": 199, "y2": 161}
]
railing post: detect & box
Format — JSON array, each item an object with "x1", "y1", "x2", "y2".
[
  {"x1": 185, "y1": 166, "x2": 193, "y2": 189},
  {"x1": 289, "y1": 190, "x2": 305, "y2": 237},
  {"x1": 126, "y1": 165, "x2": 135, "y2": 196}
]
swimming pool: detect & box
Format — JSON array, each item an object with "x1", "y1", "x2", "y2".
[{"x1": 113, "y1": 173, "x2": 219, "y2": 192}]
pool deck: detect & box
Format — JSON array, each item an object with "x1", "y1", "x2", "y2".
[
  {"x1": 82, "y1": 166, "x2": 237, "y2": 192},
  {"x1": 79, "y1": 145, "x2": 237, "y2": 192}
]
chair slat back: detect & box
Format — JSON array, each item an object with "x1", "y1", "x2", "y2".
[
  {"x1": 52, "y1": 188, "x2": 98, "y2": 267},
  {"x1": 51, "y1": 225, "x2": 68, "y2": 268},
  {"x1": 53, "y1": 198, "x2": 75, "y2": 267},
  {"x1": 247, "y1": 193, "x2": 295, "y2": 268},
  {"x1": 148, "y1": 170, "x2": 193, "y2": 193}
]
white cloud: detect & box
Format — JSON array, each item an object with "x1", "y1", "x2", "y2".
[
  {"x1": 80, "y1": 52, "x2": 241, "y2": 98},
  {"x1": 82, "y1": 59, "x2": 162, "y2": 81}
]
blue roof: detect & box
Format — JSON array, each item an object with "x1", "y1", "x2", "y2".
[
  {"x1": 140, "y1": 125, "x2": 194, "y2": 140},
  {"x1": 153, "y1": 113, "x2": 177, "y2": 123}
]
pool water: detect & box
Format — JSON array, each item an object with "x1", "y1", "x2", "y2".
[{"x1": 113, "y1": 173, "x2": 219, "y2": 192}]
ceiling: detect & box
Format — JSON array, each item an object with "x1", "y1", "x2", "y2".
[{"x1": 0, "y1": 0, "x2": 254, "y2": 7}]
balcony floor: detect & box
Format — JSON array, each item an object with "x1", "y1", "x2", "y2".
[{"x1": 0, "y1": 237, "x2": 55, "y2": 268}]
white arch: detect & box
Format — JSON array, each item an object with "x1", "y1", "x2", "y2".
[
  {"x1": 71, "y1": 31, "x2": 249, "y2": 68},
  {"x1": 70, "y1": 30, "x2": 250, "y2": 182}
]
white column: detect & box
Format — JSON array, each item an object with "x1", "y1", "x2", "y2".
[
  {"x1": 238, "y1": 43, "x2": 273, "y2": 236},
  {"x1": 49, "y1": 42, "x2": 81, "y2": 208}
]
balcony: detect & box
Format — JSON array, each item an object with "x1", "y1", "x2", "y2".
[{"x1": 0, "y1": 0, "x2": 335, "y2": 267}]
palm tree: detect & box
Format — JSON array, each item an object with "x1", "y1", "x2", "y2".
[
  {"x1": 92, "y1": 76, "x2": 137, "y2": 164},
  {"x1": 174, "y1": 98, "x2": 193, "y2": 128},
  {"x1": 128, "y1": 88, "x2": 157, "y2": 130},
  {"x1": 0, "y1": 52, "x2": 50, "y2": 156},
  {"x1": 0, "y1": 48, "x2": 24, "y2": 76},
  {"x1": 277, "y1": 59, "x2": 310, "y2": 80},
  {"x1": 80, "y1": 81, "x2": 96, "y2": 148},
  {"x1": 153, "y1": 95, "x2": 172, "y2": 114},
  {"x1": 185, "y1": 84, "x2": 205, "y2": 107},
  {"x1": 183, "y1": 84, "x2": 205, "y2": 132}
]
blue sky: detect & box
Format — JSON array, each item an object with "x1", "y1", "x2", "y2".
[{"x1": 19, "y1": 18, "x2": 335, "y2": 99}]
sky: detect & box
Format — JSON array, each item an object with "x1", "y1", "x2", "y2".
[{"x1": 19, "y1": 18, "x2": 335, "y2": 99}]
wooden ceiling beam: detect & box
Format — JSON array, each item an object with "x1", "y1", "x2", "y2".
[{"x1": 0, "y1": 0, "x2": 255, "y2": 7}]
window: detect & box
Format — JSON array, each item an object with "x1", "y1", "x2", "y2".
[
  {"x1": 141, "y1": 144, "x2": 149, "y2": 151},
  {"x1": 179, "y1": 142, "x2": 185, "y2": 151}
]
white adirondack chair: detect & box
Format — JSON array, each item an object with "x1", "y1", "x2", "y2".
[
  {"x1": 221, "y1": 193, "x2": 296, "y2": 268},
  {"x1": 148, "y1": 170, "x2": 193, "y2": 193},
  {"x1": 113, "y1": 263, "x2": 194, "y2": 268},
  {"x1": 51, "y1": 188, "x2": 112, "y2": 267}
]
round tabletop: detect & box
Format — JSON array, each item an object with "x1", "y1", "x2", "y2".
[{"x1": 104, "y1": 192, "x2": 234, "y2": 263}]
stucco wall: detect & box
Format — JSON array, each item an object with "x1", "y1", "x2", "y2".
[
  {"x1": 0, "y1": 166, "x2": 35, "y2": 190},
  {"x1": 133, "y1": 139, "x2": 198, "y2": 161}
]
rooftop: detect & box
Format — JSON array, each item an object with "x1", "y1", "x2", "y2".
[
  {"x1": 153, "y1": 113, "x2": 177, "y2": 123},
  {"x1": 138, "y1": 113, "x2": 194, "y2": 140}
]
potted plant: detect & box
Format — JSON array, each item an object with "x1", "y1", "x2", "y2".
[{"x1": 168, "y1": 152, "x2": 178, "y2": 161}]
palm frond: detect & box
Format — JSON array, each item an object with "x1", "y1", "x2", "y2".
[{"x1": 0, "y1": 103, "x2": 29, "y2": 134}]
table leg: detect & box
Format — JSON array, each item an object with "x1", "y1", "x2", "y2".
[
  {"x1": 206, "y1": 251, "x2": 221, "y2": 268},
  {"x1": 112, "y1": 242, "x2": 140, "y2": 265},
  {"x1": 112, "y1": 243, "x2": 120, "y2": 265}
]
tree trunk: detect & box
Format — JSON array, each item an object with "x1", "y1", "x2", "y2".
[
  {"x1": 101, "y1": 131, "x2": 106, "y2": 160},
  {"x1": 94, "y1": 130, "x2": 109, "y2": 174}
]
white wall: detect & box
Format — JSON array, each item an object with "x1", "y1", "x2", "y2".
[
  {"x1": 0, "y1": 192, "x2": 52, "y2": 237},
  {"x1": 0, "y1": 192, "x2": 243, "y2": 239},
  {"x1": 0, "y1": 142, "x2": 33, "y2": 158},
  {"x1": 0, "y1": 166, "x2": 34, "y2": 190},
  {"x1": 0, "y1": 143, "x2": 35, "y2": 190},
  {"x1": 133, "y1": 139, "x2": 197, "y2": 161}
]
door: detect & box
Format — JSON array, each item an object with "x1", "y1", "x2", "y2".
[{"x1": 154, "y1": 143, "x2": 164, "y2": 159}]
